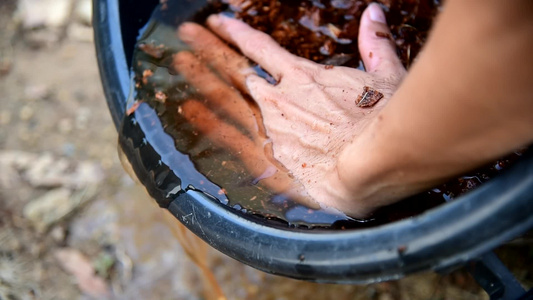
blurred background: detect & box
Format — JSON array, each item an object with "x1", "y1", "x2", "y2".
[{"x1": 0, "y1": 0, "x2": 531, "y2": 299}]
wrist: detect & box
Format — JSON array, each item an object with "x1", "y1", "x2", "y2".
[{"x1": 334, "y1": 117, "x2": 398, "y2": 213}]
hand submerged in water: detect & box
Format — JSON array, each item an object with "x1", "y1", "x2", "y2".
[
  {"x1": 177, "y1": 3, "x2": 406, "y2": 217},
  {"x1": 174, "y1": 13, "x2": 315, "y2": 207}
]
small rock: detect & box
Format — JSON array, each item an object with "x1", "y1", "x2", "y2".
[
  {"x1": 22, "y1": 186, "x2": 98, "y2": 232},
  {"x1": 50, "y1": 226, "x2": 66, "y2": 243},
  {"x1": 0, "y1": 151, "x2": 36, "y2": 188},
  {"x1": 24, "y1": 84, "x2": 51, "y2": 101},
  {"x1": 24, "y1": 153, "x2": 103, "y2": 188},
  {"x1": 69, "y1": 162, "x2": 104, "y2": 189},
  {"x1": 0, "y1": 151, "x2": 36, "y2": 169},
  {"x1": 0, "y1": 151, "x2": 104, "y2": 189},
  {"x1": 19, "y1": 105, "x2": 34, "y2": 121},
  {"x1": 75, "y1": 0, "x2": 92, "y2": 26},
  {"x1": 16, "y1": 0, "x2": 74, "y2": 47},
  {"x1": 24, "y1": 153, "x2": 70, "y2": 188},
  {"x1": 18, "y1": 0, "x2": 71, "y2": 29},
  {"x1": 22, "y1": 188, "x2": 72, "y2": 232}
]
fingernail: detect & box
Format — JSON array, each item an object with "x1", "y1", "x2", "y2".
[
  {"x1": 207, "y1": 14, "x2": 222, "y2": 26},
  {"x1": 368, "y1": 3, "x2": 387, "y2": 24},
  {"x1": 177, "y1": 22, "x2": 195, "y2": 40},
  {"x1": 178, "y1": 22, "x2": 193, "y2": 32}
]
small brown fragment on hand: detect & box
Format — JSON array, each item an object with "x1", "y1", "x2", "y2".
[
  {"x1": 375, "y1": 31, "x2": 392, "y2": 39},
  {"x1": 355, "y1": 86, "x2": 383, "y2": 108},
  {"x1": 324, "y1": 64, "x2": 334, "y2": 70}
]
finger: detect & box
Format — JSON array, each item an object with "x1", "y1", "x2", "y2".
[
  {"x1": 172, "y1": 51, "x2": 259, "y2": 134},
  {"x1": 245, "y1": 74, "x2": 280, "y2": 109},
  {"x1": 177, "y1": 22, "x2": 253, "y2": 92},
  {"x1": 207, "y1": 14, "x2": 305, "y2": 81},
  {"x1": 358, "y1": 3, "x2": 406, "y2": 76},
  {"x1": 244, "y1": 74, "x2": 291, "y2": 130},
  {"x1": 181, "y1": 100, "x2": 264, "y2": 173},
  {"x1": 181, "y1": 100, "x2": 314, "y2": 206}
]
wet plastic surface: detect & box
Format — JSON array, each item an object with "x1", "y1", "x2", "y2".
[
  {"x1": 126, "y1": 106, "x2": 533, "y2": 282},
  {"x1": 94, "y1": 0, "x2": 533, "y2": 284}
]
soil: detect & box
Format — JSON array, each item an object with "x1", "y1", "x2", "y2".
[{"x1": 0, "y1": 0, "x2": 531, "y2": 299}]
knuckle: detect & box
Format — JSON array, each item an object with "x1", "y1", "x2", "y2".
[
  {"x1": 241, "y1": 32, "x2": 271, "y2": 55},
  {"x1": 288, "y1": 64, "x2": 315, "y2": 82}
]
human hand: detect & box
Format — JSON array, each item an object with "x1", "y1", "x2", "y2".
[
  {"x1": 173, "y1": 20, "x2": 315, "y2": 207},
  {"x1": 177, "y1": 3, "x2": 406, "y2": 217}
]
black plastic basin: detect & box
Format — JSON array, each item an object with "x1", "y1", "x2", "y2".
[{"x1": 93, "y1": 0, "x2": 533, "y2": 284}]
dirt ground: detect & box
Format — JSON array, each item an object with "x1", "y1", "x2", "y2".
[{"x1": 0, "y1": 1, "x2": 531, "y2": 299}]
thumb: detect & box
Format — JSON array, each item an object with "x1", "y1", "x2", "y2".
[{"x1": 358, "y1": 3, "x2": 406, "y2": 76}]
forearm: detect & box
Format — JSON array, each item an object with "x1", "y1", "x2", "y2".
[{"x1": 339, "y1": 0, "x2": 533, "y2": 210}]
